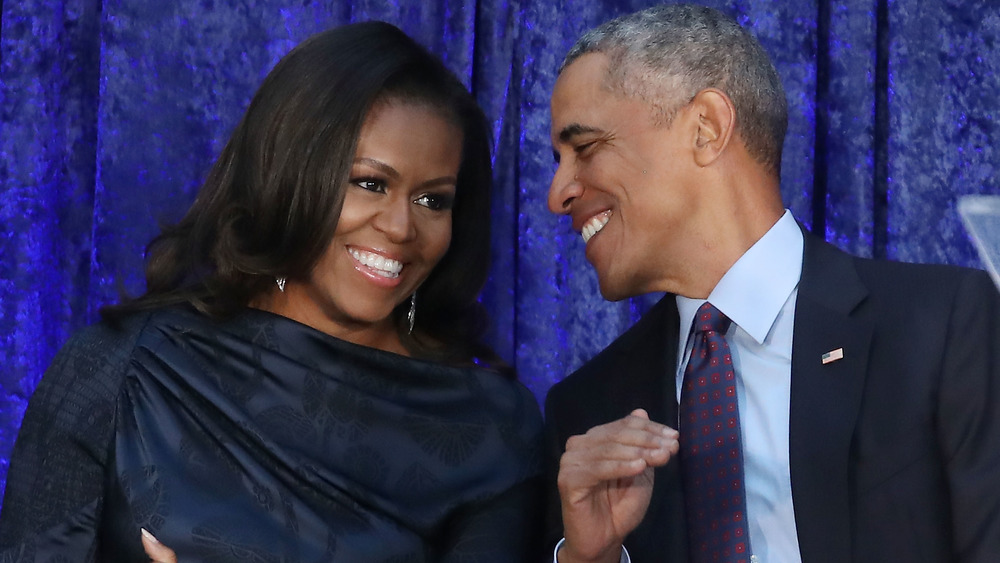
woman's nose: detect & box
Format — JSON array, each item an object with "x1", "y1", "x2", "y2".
[{"x1": 373, "y1": 198, "x2": 416, "y2": 242}]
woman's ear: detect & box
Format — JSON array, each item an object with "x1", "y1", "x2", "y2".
[{"x1": 689, "y1": 88, "x2": 736, "y2": 167}]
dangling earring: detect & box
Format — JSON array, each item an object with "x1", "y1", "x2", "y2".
[
  {"x1": 276, "y1": 277, "x2": 286, "y2": 293},
  {"x1": 407, "y1": 292, "x2": 417, "y2": 334}
]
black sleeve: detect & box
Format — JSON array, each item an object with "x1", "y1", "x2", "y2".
[
  {"x1": 0, "y1": 316, "x2": 145, "y2": 560},
  {"x1": 439, "y1": 476, "x2": 545, "y2": 562},
  {"x1": 440, "y1": 379, "x2": 547, "y2": 562},
  {"x1": 541, "y1": 390, "x2": 568, "y2": 559},
  {"x1": 936, "y1": 270, "x2": 1000, "y2": 562}
]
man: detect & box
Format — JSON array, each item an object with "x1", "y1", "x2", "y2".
[{"x1": 543, "y1": 4, "x2": 1000, "y2": 563}]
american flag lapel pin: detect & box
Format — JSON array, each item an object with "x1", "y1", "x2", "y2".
[{"x1": 821, "y1": 347, "x2": 844, "y2": 365}]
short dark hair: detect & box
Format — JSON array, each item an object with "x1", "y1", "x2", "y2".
[
  {"x1": 562, "y1": 4, "x2": 788, "y2": 174},
  {"x1": 105, "y1": 22, "x2": 501, "y2": 369}
]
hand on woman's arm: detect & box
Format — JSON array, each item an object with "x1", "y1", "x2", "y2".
[{"x1": 141, "y1": 529, "x2": 177, "y2": 563}]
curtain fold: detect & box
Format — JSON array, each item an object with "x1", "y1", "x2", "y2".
[{"x1": 2, "y1": 0, "x2": 999, "y2": 500}]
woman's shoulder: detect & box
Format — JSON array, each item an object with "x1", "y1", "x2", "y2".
[
  {"x1": 38, "y1": 311, "x2": 157, "y2": 402},
  {"x1": 465, "y1": 367, "x2": 545, "y2": 455},
  {"x1": 474, "y1": 365, "x2": 541, "y2": 408},
  {"x1": 16, "y1": 310, "x2": 161, "y2": 473},
  {"x1": 64, "y1": 310, "x2": 153, "y2": 360}
]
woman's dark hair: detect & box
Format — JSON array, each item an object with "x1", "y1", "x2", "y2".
[{"x1": 103, "y1": 21, "x2": 503, "y2": 371}]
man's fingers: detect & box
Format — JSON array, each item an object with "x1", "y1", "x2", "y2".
[
  {"x1": 559, "y1": 447, "x2": 673, "y2": 484},
  {"x1": 557, "y1": 410, "x2": 680, "y2": 507},
  {"x1": 565, "y1": 412, "x2": 679, "y2": 457},
  {"x1": 576, "y1": 426, "x2": 678, "y2": 452},
  {"x1": 618, "y1": 410, "x2": 677, "y2": 437},
  {"x1": 558, "y1": 436, "x2": 678, "y2": 497},
  {"x1": 563, "y1": 436, "x2": 676, "y2": 467},
  {"x1": 561, "y1": 454, "x2": 646, "y2": 482}
]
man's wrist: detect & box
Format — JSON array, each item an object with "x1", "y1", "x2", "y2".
[{"x1": 553, "y1": 537, "x2": 631, "y2": 563}]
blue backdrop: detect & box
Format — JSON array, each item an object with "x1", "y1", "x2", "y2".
[{"x1": 2, "y1": 0, "x2": 999, "y2": 500}]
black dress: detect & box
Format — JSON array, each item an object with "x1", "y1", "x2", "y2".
[{"x1": 0, "y1": 307, "x2": 544, "y2": 562}]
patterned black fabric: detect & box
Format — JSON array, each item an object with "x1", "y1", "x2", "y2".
[{"x1": 0, "y1": 307, "x2": 544, "y2": 562}]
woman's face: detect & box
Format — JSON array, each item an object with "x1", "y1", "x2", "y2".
[{"x1": 276, "y1": 101, "x2": 462, "y2": 352}]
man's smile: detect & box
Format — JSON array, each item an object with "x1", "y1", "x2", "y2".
[{"x1": 580, "y1": 210, "x2": 612, "y2": 243}]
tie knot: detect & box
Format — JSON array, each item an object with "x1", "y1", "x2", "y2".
[{"x1": 694, "y1": 302, "x2": 731, "y2": 335}]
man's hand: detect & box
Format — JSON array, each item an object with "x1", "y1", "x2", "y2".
[{"x1": 557, "y1": 409, "x2": 679, "y2": 563}]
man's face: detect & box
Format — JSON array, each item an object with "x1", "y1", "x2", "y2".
[{"x1": 548, "y1": 53, "x2": 701, "y2": 301}]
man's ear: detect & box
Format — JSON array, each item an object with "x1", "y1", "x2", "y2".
[{"x1": 690, "y1": 88, "x2": 736, "y2": 167}]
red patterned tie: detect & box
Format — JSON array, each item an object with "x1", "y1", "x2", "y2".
[{"x1": 680, "y1": 302, "x2": 752, "y2": 562}]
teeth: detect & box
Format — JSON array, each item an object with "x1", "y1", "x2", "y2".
[
  {"x1": 349, "y1": 248, "x2": 403, "y2": 278},
  {"x1": 581, "y1": 211, "x2": 612, "y2": 243}
]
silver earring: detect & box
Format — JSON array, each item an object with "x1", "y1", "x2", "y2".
[
  {"x1": 276, "y1": 277, "x2": 286, "y2": 292},
  {"x1": 407, "y1": 293, "x2": 416, "y2": 334}
]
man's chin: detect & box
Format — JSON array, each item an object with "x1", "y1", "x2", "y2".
[{"x1": 596, "y1": 278, "x2": 632, "y2": 302}]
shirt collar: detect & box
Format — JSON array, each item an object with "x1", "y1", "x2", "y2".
[{"x1": 677, "y1": 209, "x2": 803, "y2": 344}]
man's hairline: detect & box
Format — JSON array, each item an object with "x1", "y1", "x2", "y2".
[
  {"x1": 557, "y1": 50, "x2": 782, "y2": 177},
  {"x1": 560, "y1": 51, "x2": 707, "y2": 140}
]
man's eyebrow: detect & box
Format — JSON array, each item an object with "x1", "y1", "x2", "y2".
[{"x1": 558, "y1": 123, "x2": 603, "y2": 143}]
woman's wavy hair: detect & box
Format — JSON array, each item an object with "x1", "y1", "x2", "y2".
[{"x1": 104, "y1": 21, "x2": 503, "y2": 371}]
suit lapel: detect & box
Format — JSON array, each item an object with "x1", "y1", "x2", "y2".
[
  {"x1": 789, "y1": 233, "x2": 872, "y2": 562},
  {"x1": 614, "y1": 295, "x2": 689, "y2": 560},
  {"x1": 612, "y1": 294, "x2": 680, "y2": 425}
]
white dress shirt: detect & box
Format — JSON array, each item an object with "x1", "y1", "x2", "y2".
[{"x1": 676, "y1": 209, "x2": 803, "y2": 562}]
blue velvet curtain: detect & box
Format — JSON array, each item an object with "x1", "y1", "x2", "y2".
[{"x1": 2, "y1": 0, "x2": 998, "y2": 500}]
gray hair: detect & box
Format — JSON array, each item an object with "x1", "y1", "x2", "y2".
[{"x1": 562, "y1": 4, "x2": 788, "y2": 174}]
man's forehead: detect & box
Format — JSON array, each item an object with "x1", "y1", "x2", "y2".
[
  {"x1": 553, "y1": 52, "x2": 611, "y2": 101},
  {"x1": 550, "y1": 54, "x2": 613, "y2": 135}
]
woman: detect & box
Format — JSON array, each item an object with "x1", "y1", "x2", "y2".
[{"x1": 0, "y1": 22, "x2": 543, "y2": 561}]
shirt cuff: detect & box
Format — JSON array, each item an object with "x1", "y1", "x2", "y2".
[{"x1": 553, "y1": 537, "x2": 631, "y2": 563}]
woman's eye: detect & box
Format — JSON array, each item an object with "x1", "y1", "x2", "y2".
[
  {"x1": 414, "y1": 193, "x2": 455, "y2": 211},
  {"x1": 353, "y1": 178, "x2": 386, "y2": 193}
]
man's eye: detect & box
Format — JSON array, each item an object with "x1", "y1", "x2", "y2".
[
  {"x1": 574, "y1": 141, "x2": 597, "y2": 156},
  {"x1": 353, "y1": 178, "x2": 386, "y2": 193},
  {"x1": 414, "y1": 193, "x2": 455, "y2": 211}
]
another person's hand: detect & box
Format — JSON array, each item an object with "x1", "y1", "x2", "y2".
[
  {"x1": 556, "y1": 408, "x2": 679, "y2": 563},
  {"x1": 141, "y1": 528, "x2": 177, "y2": 563}
]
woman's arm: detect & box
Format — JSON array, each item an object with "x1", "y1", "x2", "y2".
[
  {"x1": 439, "y1": 477, "x2": 545, "y2": 562},
  {"x1": 0, "y1": 318, "x2": 143, "y2": 560}
]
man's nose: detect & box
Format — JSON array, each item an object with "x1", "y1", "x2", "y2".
[{"x1": 548, "y1": 163, "x2": 583, "y2": 215}]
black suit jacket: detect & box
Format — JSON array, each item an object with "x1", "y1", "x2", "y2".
[{"x1": 543, "y1": 232, "x2": 1000, "y2": 562}]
